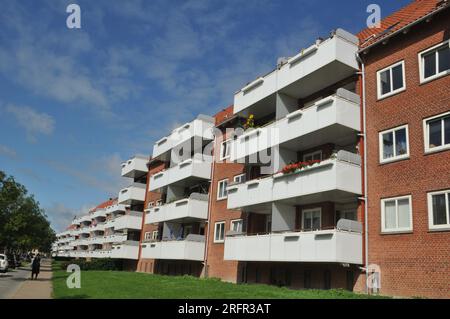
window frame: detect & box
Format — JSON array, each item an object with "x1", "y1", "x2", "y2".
[
  {"x1": 152, "y1": 231, "x2": 158, "y2": 240},
  {"x1": 144, "y1": 232, "x2": 152, "y2": 241},
  {"x1": 418, "y1": 40, "x2": 450, "y2": 84},
  {"x1": 302, "y1": 207, "x2": 322, "y2": 230},
  {"x1": 423, "y1": 111, "x2": 450, "y2": 154},
  {"x1": 217, "y1": 179, "x2": 228, "y2": 200},
  {"x1": 381, "y1": 195, "x2": 413, "y2": 233},
  {"x1": 376, "y1": 60, "x2": 406, "y2": 100},
  {"x1": 219, "y1": 139, "x2": 232, "y2": 160},
  {"x1": 230, "y1": 219, "x2": 243, "y2": 233},
  {"x1": 427, "y1": 189, "x2": 450, "y2": 231},
  {"x1": 214, "y1": 221, "x2": 226, "y2": 243},
  {"x1": 378, "y1": 124, "x2": 410, "y2": 164},
  {"x1": 233, "y1": 174, "x2": 246, "y2": 184},
  {"x1": 303, "y1": 150, "x2": 323, "y2": 162}
]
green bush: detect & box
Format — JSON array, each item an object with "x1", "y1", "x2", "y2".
[{"x1": 60, "y1": 258, "x2": 123, "y2": 271}]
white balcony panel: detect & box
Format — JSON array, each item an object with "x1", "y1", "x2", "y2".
[
  {"x1": 145, "y1": 195, "x2": 208, "y2": 224},
  {"x1": 111, "y1": 241, "x2": 139, "y2": 260},
  {"x1": 231, "y1": 92, "x2": 360, "y2": 162},
  {"x1": 149, "y1": 157, "x2": 212, "y2": 191},
  {"x1": 227, "y1": 158, "x2": 361, "y2": 210},
  {"x1": 103, "y1": 234, "x2": 128, "y2": 244},
  {"x1": 152, "y1": 116, "x2": 214, "y2": 159},
  {"x1": 92, "y1": 209, "x2": 107, "y2": 219},
  {"x1": 118, "y1": 183, "x2": 146, "y2": 205},
  {"x1": 140, "y1": 239, "x2": 205, "y2": 261},
  {"x1": 121, "y1": 155, "x2": 148, "y2": 178},
  {"x1": 234, "y1": 29, "x2": 359, "y2": 114},
  {"x1": 114, "y1": 212, "x2": 143, "y2": 231},
  {"x1": 106, "y1": 204, "x2": 127, "y2": 215},
  {"x1": 224, "y1": 230, "x2": 362, "y2": 264}
]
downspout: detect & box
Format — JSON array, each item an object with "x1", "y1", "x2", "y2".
[
  {"x1": 203, "y1": 135, "x2": 217, "y2": 278},
  {"x1": 356, "y1": 52, "x2": 369, "y2": 294},
  {"x1": 137, "y1": 161, "x2": 151, "y2": 265}
]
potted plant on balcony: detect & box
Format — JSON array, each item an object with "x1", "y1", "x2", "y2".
[{"x1": 243, "y1": 114, "x2": 255, "y2": 131}]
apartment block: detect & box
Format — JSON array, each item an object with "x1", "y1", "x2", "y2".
[{"x1": 52, "y1": 0, "x2": 450, "y2": 298}]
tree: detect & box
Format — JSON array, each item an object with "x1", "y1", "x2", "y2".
[{"x1": 0, "y1": 170, "x2": 55, "y2": 253}]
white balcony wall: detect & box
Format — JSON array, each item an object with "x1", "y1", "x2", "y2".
[
  {"x1": 140, "y1": 240, "x2": 205, "y2": 261},
  {"x1": 145, "y1": 196, "x2": 208, "y2": 224},
  {"x1": 111, "y1": 241, "x2": 139, "y2": 260},
  {"x1": 121, "y1": 155, "x2": 148, "y2": 178},
  {"x1": 114, "y1": 212, "x2": 143, "y2": 231},
  {"x1": 224, "y1": 230, "x2": 362, "y2": 264},
  {"x1": 118, "y1": 183, "x2": 146, "y2": 204},
  {"x1": 149, "y1": 157, "x2": 212, "y2": 191}
]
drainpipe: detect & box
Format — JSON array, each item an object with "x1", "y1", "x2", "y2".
[
  {"x1": 202, "y1": 136, "x2": 217, "y2": 278},
  {"x1": 356, "y1": 52, "x2": 369, "y2": 294},
  {"x1": 137, "y1": 160, "x2": 151, "y2": 265}
]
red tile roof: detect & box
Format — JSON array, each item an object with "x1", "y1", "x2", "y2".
[
  {"x1": 358, "y1": 0, "x2": 449, "y2": 49},
  {"x1": 89, "y1": 198, "x2": 117, "y2": 212}
]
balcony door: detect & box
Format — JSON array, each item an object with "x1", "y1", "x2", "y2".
[{"x1": 302, "y1": 208, "x2": 321, "y2": 230}]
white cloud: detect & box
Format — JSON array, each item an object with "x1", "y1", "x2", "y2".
[
  {"x1": 0, "y1": 144, "x2": 18, "y2": 159},
  {"x1": 6, "y1": 104, "x2": 55, "y2": 142},
  {"x1": 45, "y1": 202, "x2": 93, "y2": 232}
]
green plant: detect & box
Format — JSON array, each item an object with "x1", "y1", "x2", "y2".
[{"x1": 60, "y1": 258, "x2": 123, "y2": 271}]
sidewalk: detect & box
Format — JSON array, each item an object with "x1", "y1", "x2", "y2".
[{"x1": 11, "y1": 259, "x2": 52, "y2": 299}]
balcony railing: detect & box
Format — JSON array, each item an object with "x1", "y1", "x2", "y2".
[
  {"x1": 121, "y1": 155, "x2": 148, "y2": 178},
  {"x1": 111, "y1": 241, "x2": 140, "y2": 260},
  {"x1": 224, "y1": 220, "x2": 362, "y2": 264},
  {"x1": 148, "y1": 156, "x2": 212, "y2": 191},
  {"x1": 227, "y1": 151, "x2": 362, "y2": 210},
  {"x1": 145, "y1": 193, "x2": 208, "y2": 224},
  {"x1": 140, "y1": 234, "x2": 205, "y2": 261},
  {"x1": 113, "y1": 212, "x2": 143, "y2": 231},
  {"x1": 118, "y1": 182, "x2": 146, "y2": 205},
  {"x1": 231, "y1": 89, "x2": 360, "y2": 162}
]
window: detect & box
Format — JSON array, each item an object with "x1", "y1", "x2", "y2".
[
  {"x1": 427, "y1": 190, "x2": 450, "y2": 230},
  {"x1": 419, "y1": 40, "x2": 450, "y2": 83},
  {"x1": 147, "y1": 201, "x2": 154, "y2": 209},
  {"x1": 214, "y1": 221, "x2": 225, "y2": 243},
  {"x1": 377, "y1": 60, "x2": 405, "y2": 99},
  {"x1": 233, "y1": 174, "x2": 246, "y2": 184},
  {"x1": 220, "y1": 139, "x2": 231, "y2": 160},
  {"x1": 381, "y1": 195, "x2": 413, "y2": 233},
  {"x1": 217, "y1": 179, "x2": 228, "y2": 200},
  {"x1": 379, "y1": 125, "x2": 409, "y2": 163},
  {"x1": 303, "y1": 150, "x2": 322, "y2": 162},
  {"x1": 336, "y1": 210, "x2": 357, "y2": 223},
  {"x1": 423, "y1": 111, "x2": 450, "y2": 153},
  {"x1": 144, "y1": 232, "x2": 152, "y2": 241},
  {"x1": 155, "y1": 199, "x2": 162, "y2": 206},
  {"x1": 302, "y1": 208, "x2": 321, "y2": 230},
  {"x1": 231, "y1": 219, "x2": 243, "y2": 233},
  {"x1": 152, "y1": 231, "x2": 158, "y2": 240}
]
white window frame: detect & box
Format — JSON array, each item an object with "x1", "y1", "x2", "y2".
[
  {"x1": 147, "y1": 201, "x2": 154, "y2": 209},
  {"x1": 217, "y1": 179, "x2": 228, "y2": 200},
  {"x1": 418, "y1": 40, "x2": 450, "y2": 84},
  {"x1": 302, "y1": 208, "x2": 322, "y2": 230},
  {"x1": 155, "y1": 199, "x2": 162, "y2": 206},
  {"x1": 427, "y1": 190, "x2": 450, "y2": 231},
  {"x1": 423, "y1": 111, "x2": 450, "y2": 154},
  {"x1": 379, "y1": 124, "x2": 410, "y2": 164},
  {"x1": 376, "y1": 60, "x2": 406, "y2": 99},
  {"x1": 144, "y1": 232, "x2": 152, "y2": 241},
  {"x1": 219, "y1": 139, "x2": 232, "y2": 160},
  {"x1": 381, "y1": 195, "x2": 413, "y2": 233},
  {"x1": 214, "y1": 221, "x2": 226, "y2": 243},
  {"x1": 152, "y1": 231, "x2": 158, "y2": 240},
  {"x1": 303, "y1": 150, "x2": 322, "y2": 162},
  {"x1": 230, "y1": 219, "x2": 243, "y2": 233},
  {"x1": 233, "y1": 174, "x2": 246, "y2": 184}
]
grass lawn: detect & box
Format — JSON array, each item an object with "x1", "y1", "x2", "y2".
[{"x1": 52, "y1": 261, "x2": 386, "y2": 299}]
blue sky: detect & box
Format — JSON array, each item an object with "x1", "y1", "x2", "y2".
[{"x1": 0, "y1": 0, "x2": 411, "y2": 231}]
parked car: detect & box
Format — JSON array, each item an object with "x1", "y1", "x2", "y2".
[{"x1": 0, "y1": 254, "x2": 8, "y2": 273}]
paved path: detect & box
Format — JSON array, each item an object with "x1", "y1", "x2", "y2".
[
  {"x1": 10, "y1": 259, "x2": 53, "y2": 299},
  {"x1": 0, "y1": 266, "x2": 30, "y2": 298}
]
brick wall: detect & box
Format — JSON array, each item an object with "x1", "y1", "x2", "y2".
[{"x1": 363, "y1": 10, "x2": 450, "y2": 298}]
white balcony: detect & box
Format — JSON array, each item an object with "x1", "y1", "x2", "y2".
[
  {"x1": 148, "y1": 157, "x2": 212, "y2": 191},
  {"x1": 111, "y1": 241, "x2": 140, "y2": 260},
  {"x1": 106, "y1": 203, "x2": 127, "y2": 215},
  {"x1": 103, "y1": 234, "x2": 128, "y2": 244},
  {"x1": 113, "y1": 212, "x2": 143, "y2": 231},
  {"x1": 224, "y1": 224, "x2": 362, "y2": 265},
  {"x1": 92, "y1": 209, "x2": 107, "y2": 219},
  {"x1": 152, "y1": 115, "x2": 215, "y2": 160},
  {"x1": 140, "y1": 236, "x2": 205, "y2": 261},
  {"x1": 145, "y1": 194, "x2": 208, "y2": 224},
  {"x1": 231, "y1": 90, "x2": 360, "y2": 162},
  {"x1": 227, "y1": 153, "x2": 362, "y2": 210},
  {"x1": 89, "y1": 222, "x2": 106, "y2": 232},
  {"x1": 234, "y1": 29, "x2": 359, "y2": 114},
  {"x1": 118, "y1": 183, "x2": 146, "y2": 205},
  {"x1": 121, "y1": 155, "x2": 148, "y2": 178}
]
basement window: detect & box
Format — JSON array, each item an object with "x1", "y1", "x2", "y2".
[
  {"x1": 427, "y1": 190, "x2": 450, "y2": 231},
  {"x1": 419, "y1": 40, "x2": 450, "y2": 83},
  {"x1": 377, "y1": 60, "x2": 405, "y2": 99}
]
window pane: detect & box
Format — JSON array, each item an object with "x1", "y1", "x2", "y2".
[
  {"x1": 312, "y1": 212, "x2": 321, "y2": 229},
  {"x1": 380, "y1": 70, "x2": 391, "y2": 95},
  {"x1": 438, "y1": 46, "x2": 450, "y2": 73},
  {"x1": 428, "y1": 119, "x2": 442, "y2": 148},
  {"x1": 304, "y1": 212, "x2": 312, "y2": 229},
  {"x1": 395, "y1": 128, "x2": 407, "y2": 156},
  {"x1": 304, "y1": 155, "x2": 312, "y2": 161},
  {"x1": 313, "y1": 152, "x2": 322, "y2": 161},
  {"x1": 423, "y1": 52, "x2": 436, "y2": 78},
  {"x1": 384, "y1": 201, "x2": 396, "y2": 229},
  {"x1": 397, "y1": 199, "x2": 411, "y2": 228},
  {"x1": 432, "y1": 194, "x2": 447, "y2": 225},
  {"x1": 445, "y1": 116, "x2": 450, "y2": 145},
  {"x1": 392, "y1": 64, "x2": 404, "y2": 90},
  {"x1": 382, "y1": 132, "x2": 394, "y2": 159}
]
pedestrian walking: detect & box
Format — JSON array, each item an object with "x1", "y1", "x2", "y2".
[{"x1": 31, "y1": 254, "x2": 41, "y2": 280}]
